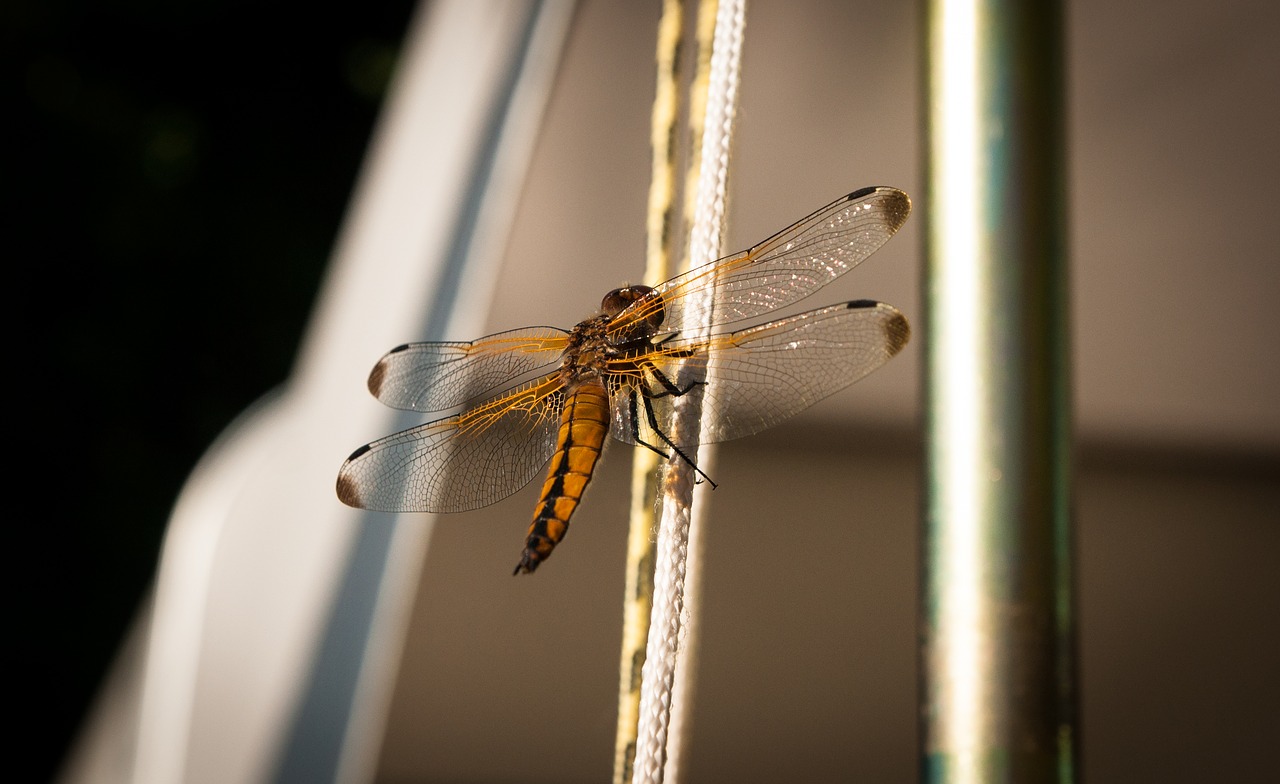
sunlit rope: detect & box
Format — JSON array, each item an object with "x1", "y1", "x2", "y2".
[
  {"x1": 613, "y1": 1, "x2": 684, "y2": 782},
  {"x1": 631, "y1": 1, "x2": 745, "y2": 782}
]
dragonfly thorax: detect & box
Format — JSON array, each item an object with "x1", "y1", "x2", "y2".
[{"x1": 558, "y1": 315, "x2": 613, "y2": 380}]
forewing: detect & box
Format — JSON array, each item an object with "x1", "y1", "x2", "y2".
[
  {"x1": 367, "y1": 327, "x2": 568, "y2": 412},
  {"x1": 612, "y1": 301, "x2": 909, "y2": 447},
  {"x1": 608, "y1": 186, "x2": 910, "y2": 338},
  {"x1": 337, "y1": 376, "x2": 565, "y2": 512}
]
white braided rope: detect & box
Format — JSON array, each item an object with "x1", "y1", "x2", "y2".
[{"x1": 630, "y1": 1, "x2": 745, "y2": 782}]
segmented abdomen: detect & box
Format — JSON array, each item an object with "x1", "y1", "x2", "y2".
[{"x1": 514, "y1": 380, "x2": 611, "y2": 574}]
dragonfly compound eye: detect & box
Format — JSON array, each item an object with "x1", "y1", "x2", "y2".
[{"x1": 601, "y1": 285, "x2": 659, "y2": 320}]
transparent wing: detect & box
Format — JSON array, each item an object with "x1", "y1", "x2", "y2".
[
  {"x1": 367, "y1": 327, "x2": 568, "y2": 413},
  {"x1": 608, "y1": 186, "x2": 910, "y2": 339},
  {"x1": 609, "y1": 300, "x2": 909, "y2": 447},
  {"x1": 338, "y1": 375, "x2": 565, "y2": 512}
]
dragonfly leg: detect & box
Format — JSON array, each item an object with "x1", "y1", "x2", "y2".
[
  {"x1": 630, "y1": 387, "x2": 718, "y2": 489},
  {"x1": 627, "y1": 389, "x2": 671, "y2": 459},
  {"x1": 639, "y1": 359, "x2": 704, "y2": 399}
]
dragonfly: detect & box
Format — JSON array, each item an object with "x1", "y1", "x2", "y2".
[{"x1": 337, "y1": 185, "x2": 911, "y2": 574}]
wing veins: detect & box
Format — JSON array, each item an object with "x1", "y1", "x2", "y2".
[
  {"x1": 367, "y1": 326, "x2": 568, "y2": 412},
  {"x1": 607, "y1": 186, "x2": 910, "y2": 337},
  {"x1": 339, "y1": 375, "x2": 566, "y2": 513}
]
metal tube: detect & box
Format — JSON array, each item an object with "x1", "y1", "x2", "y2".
[{"x1": 921, "y1": 1, "x2": 1075, "y2": 782}]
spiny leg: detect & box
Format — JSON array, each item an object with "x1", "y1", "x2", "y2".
[
  {"x1": 628, "y1": 389, "x2": 673, "y2": 461},
  {"x1": 639, "y1": 359, "x2": 702, "y2": 399},
  {"x1": 628, "y1": 381, "x2": 718, "y2": 489}
]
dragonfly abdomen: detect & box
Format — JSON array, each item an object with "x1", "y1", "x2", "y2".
[{"x1": 515, "y1": 381, "x2": 611, "y2": 574}]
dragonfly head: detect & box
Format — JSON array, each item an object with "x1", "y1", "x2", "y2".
[
  {"x1": 601, "y1": 284, "x2": 654, "y2": 316},
  {"x1": 602, "y1": 285, "x2": 667, "y2": 342}
]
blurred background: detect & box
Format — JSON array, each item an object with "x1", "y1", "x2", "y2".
[
  {"x1": 12, "y1": 1, "x2": 416, "y2": 780},
  {"x1": 12, "y1": 1, "x2": 1279, "y2": 782}
]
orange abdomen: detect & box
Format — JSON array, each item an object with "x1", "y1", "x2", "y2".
[{"x1": 514, "y1": 381, "x2": 611, "y2": 574}]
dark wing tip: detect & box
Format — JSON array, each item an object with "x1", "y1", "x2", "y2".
[
  {"x1": 336, "y1": 470, "x2": 364, "y2": 508},
  {"x1": 367, "y1": 359, "x2": 389, "y2": 398},
  {"x1": 336, "y1": 445, "x2": 373, "y2": 507},
  {"x1": 846, "y1": 186, "x2": 912, "y2": 231},
  {"x1": 846, "y1": 300, "x2": 911, "y2": 356},
  {"x1": 885, "y1": 310, "x2": 912, "y2": 356},
  {"x1": 367, "y1": 344, "x2": 412, "y2": 397}
]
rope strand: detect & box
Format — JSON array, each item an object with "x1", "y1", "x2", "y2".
[
  {"x1": 613, "y1": 2, "x2": 684, "y2": 781},
  {"x1": 631, "y1": 1, "x2": 745, "y2": 782}
]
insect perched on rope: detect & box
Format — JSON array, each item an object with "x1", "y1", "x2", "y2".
[{"x1": 337, "y1": 186, "x2": 912, "y2": 573}]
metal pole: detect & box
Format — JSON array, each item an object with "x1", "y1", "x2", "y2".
[{"x1": 922, "y1": 0, "x2": 1075, "y2": 781}]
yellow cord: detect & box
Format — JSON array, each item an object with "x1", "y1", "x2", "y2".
[{"x1": 613, "y1": 3, "x2": 684, "y2": 782}]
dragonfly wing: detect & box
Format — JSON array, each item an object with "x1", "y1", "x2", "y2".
[
  {"x1": 609, "y1": 186, "x2": 910, "y2": 338},
  {"x1": 613, "y1": 300, "x2": 909, "y2": 447},
  {"x1": 338, "y1": 376, "x2": 566, "y2": 512},
  {"x1": 367, "y1": 326, "x2": 568, "y2": 412},
  {"x1": 605, "y1": 374, "x2": 647, "y2": 448}
]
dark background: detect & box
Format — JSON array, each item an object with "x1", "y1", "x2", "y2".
[{"x1": 8, "y1": 2, "x2": 416, "y2": 780}]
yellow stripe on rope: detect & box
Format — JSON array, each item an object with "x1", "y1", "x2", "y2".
[{"x1": 614, "y1": 2, "x2": 684, "y2": 782}]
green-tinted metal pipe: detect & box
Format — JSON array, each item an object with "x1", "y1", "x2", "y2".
[{"x1": 921, "y1": 1, "x2": 1075, "y2": 782}]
